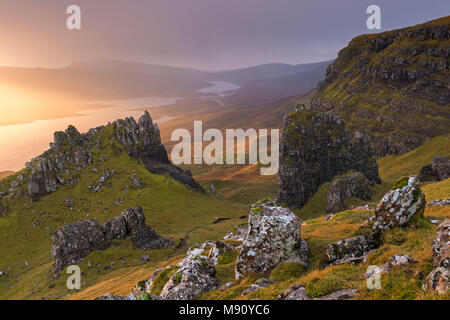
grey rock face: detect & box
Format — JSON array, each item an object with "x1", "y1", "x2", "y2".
[
  {"x1": 326, "y1": 172, "x2": 374, "y2": 213},
  {"x1": 96, "y1": 293, "x2": 136, "y2": 300},
  {"x1": 242, "y1": 278, "x2": 275, "y2": 296},
  {"x1": 364, "y1": 254, "x2": 417, "y2": 279},
  {"x1": 326, "y1": 234, "x2": 379, "y2": 265},
  {"x1": 279, "y1": 110, "x2": 380, "y2": 208},
  {"x1": 102, "y1": 216, "x2": 127, "y2": 240},
  {"x1": 51, "y1": 220, "x2": 108, "y2": 273},
  {"x1": 207, "y1": 240, "x2": 234, "y2": 265},
  {"x1": 277, "y1": 285, "x2": 311, "y2": 300},
  {"x1": 424, "y1": 219, "x2": 449, "y2": 294},
  {"x1": 51, "y1": 207, "x2": 173, "y2": 273},
  {"x1": 419, "y1": 155, "x2": 450, "y2": 182},
  {"x1": 22, "y1": 111, "x2": 202, "y2": 200},
  {"x1": 373, "y1": 176, "x2": 425, "y2": 232},
  {"x1": 235, "y1": 199, "x2": 308, "y2": 279},
  {"x1": 160, "y1": 255, "x2": 220, "y2": 300},
  {"x1": 114, "y1": 111, "x2": 204, "y2": 192}
]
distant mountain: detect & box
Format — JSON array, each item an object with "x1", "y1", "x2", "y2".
[{"x1": 309, "y1": 16, "x2": 450, "y2": 157}]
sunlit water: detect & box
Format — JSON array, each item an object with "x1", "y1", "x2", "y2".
[{"x1": 0, "y1": 81, "x2": 239, "y2": 172}]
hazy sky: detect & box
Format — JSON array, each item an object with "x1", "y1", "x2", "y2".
[{"x1": 0, "y1": 0, "x2": 448, "y2": 70}]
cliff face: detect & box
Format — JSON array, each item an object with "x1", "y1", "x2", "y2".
[
  {"x1": 311, "y1": 16, "x2": 450, "y2": 157},
  {"x1": 278, "y1": 110, "x2": 380, "y2": 208}
]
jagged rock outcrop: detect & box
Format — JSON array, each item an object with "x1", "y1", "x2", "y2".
[
  {"x1": 326, "y1": 234, "x2": 379, "y2": 265},
  {"x1": 23, "y1": 111, "x2": 202, "y2": 200},
  {"x1": 326, "y1": 172, "x2": 374, "y2": 213},
  {"x1": 279, "y1": 110, "x2": 380, "y2": 208},
  {"x1": 51, "y1": 207, "x2": 173, "y2": 273},
  {"x1": 427, "y1": 198, "x2": 450, "y2": 207},
  {"x1": 373, "y1": 176, "x2": 425, "y2": 232},
  {"x1": 310, "y1": 17, "x2": 450, "y2": 157},
  {"x1": 160, "y1": 252, "x2": 220, "y2": 300},
  {"x1": 235, "y1": 199, "x2": 308, "y2": 279},
  {"x1": 207, "y1": 240, "x2": 234, "y2": 265},
  {"x1": 114, "y1": 112, "x2": 203, "y2": 192},
  {"x1": 424, "y1": 218, "x2": 449, "y2": 294},
  {"x1": 241, "y1": 278, "x2": 275, "y2": 296},
  {"x1": 419, "y1": 155, "x2": 450, "y2": 182}
]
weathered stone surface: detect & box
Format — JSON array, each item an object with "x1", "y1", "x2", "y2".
[
  {"x1": 364, "y1": 254, "x2": 417, "y2": 279},
  {"x1": 279, "y1": 110, "x2": 380, "y2": 208},
  {"x1": 96, "y1": 293, "x2": 136, "y2": 300},
  {"x1": 326, "y1": 172, "x2": 374, "y2": 213},
  {"x1": 51, "y1": 220, "x2": 108, "y2": 272},
  {"x1": 235, "y1": 199, "x2": 308, "y2": 279},
  {"x1": 373, "y1": 176, "x2": 425, "y2": 232},
  {"x1": 277, "y1": 285, "x2": 311, "y2": 300},
  {"x1": 102, "y1": 216, "x2": 127, "y2": 240},
  {"x1": 220, "y1": 282, "x2": 236, "y2": 291},
  {"x1": 326, "y1": 234, "x2": 379, "y2": 265},
  {"x1": 22, "y1": 111, "x2": 203, "y2": 200},
  {"x1": 160, "y1": 255, "x2": 219, "y2": 300},
  {"x1": 419, "y1": 155, "x2": 450, "y2": 182},
  {"x1": 120, "y1": 207, "x2": 174, "y2": 250},
  {"x1": 424, "y1": 219, "x2": 449, "y2": 294},
  {"x1": 51, "y1": 207, "x2": 173, "y2": 273},
  {"x1": 242, "y1": 278, "x2": 275, "y2": 296},
  {"x1": 427, "y1": 198, "x2": 450, "y2": 207}
]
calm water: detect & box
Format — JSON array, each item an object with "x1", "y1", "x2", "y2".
[{"x1": 0, "y1": 81, "x2": 238, "y2": 172}]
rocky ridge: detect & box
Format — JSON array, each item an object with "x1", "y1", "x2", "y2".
[
  {"x1": 310, "y1": 16, "x2": 450, "y2": 156},
  {"x1": 279, "y1": 109, "x2": 380, "y2": 208}
]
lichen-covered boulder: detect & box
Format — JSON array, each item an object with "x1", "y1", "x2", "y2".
[
  {"x1": 373, "y1": 176, "x2": 425, "y2": 232},
  {"x1": 160, "y1": 255, "x2": 219, "y2": 300},
  {"x1": 424, "y1": 218, "x2": 449, "y2": 294},
  {"x1": 102, "y1": 216, "x2": 127, "y2": 240},
  {"x1": 278, "y1": 110, "x2": 380, "y2": 209},
  {"x1": 326, "y1": 234, "x2": 379, "y2": 265},
  {"x1": 120, "y1": 207, "x2": 174, "y2": 250},
  {"x1": 235, "y1": 199, "x2": 308, "y2": 279},
  {"x1": 326, "y1": 172, "x2": 374, "y2": 213}
]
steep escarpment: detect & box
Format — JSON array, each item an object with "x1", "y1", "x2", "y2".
[
  {"x1": 310, "y1": 16, "x2": 450, "y2": 157},
  {"x1": 279, "y1": 109, "x2": 380, "y2": 208}
]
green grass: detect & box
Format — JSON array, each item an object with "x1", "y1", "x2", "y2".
[{"x1": 0, "y1": 125, "x2": 247, "y2": 300}]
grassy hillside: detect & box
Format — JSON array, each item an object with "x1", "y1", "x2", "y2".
[{"x1": 0, "y1": 124, "x2": 247, "y2": 300}]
